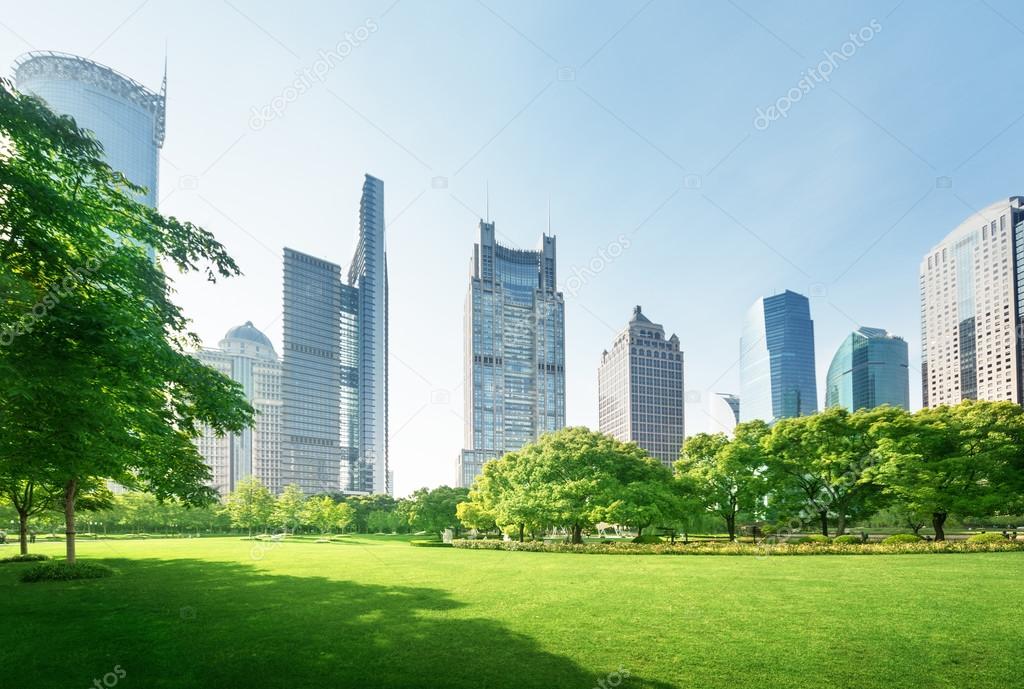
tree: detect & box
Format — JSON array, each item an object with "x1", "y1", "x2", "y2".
[
  {"x1": 764, "y1": 407, "x2": 905, "y2": 536},
  {"x1": 677, "y1": 422, "x2": 768, "y2": 541},
  {"x1": 302, "y1": 496, "x2": 354, "y2": 536},
  {"x1": 0, "y1": 79, "x2": 253, "y2": 563},
  {"x1": 224, "y1": 477, "x2": 274, "y2": 537},
  {"x1": 872, "y1": 401, "x2": 1024, "y2": 540},
  {"x1": 455, "y1": 500, "x2": 498, "y2": 536},
  {"x1": 272, "y1": 484, "x2": 306, "y2": 534},
  {"x1": 405, "y1": 486, "x2": 469, "y2": 538}
]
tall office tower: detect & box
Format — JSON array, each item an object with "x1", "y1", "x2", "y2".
[
  {"x1": 921, "y1": 197, "x2": 1024, "y2": 406},
  {"x1": 280, "y1": 175, "x2": 389, "y2": 496},
  {"x1": 739, "y1": 290, "x2": 818, "y2": 423},
  {"x1": 348, "y1": 175, "x2": 389, "y2": 495},
  {"x1": 195, "y1": 322, "x2": 282, "y2": 495},
  {"x1": 825, "y1": 327, "x2": 909, "y2": 412},
  {"x1": 14, "y1": 52, "x2": 165, "y2": 258},
  {"x1": 457, "y1": 221, "x2": 565, "y2": 487},
  {"x1": 709, "y1": 393, "x2": 741, "y2": 435},
  {"x1": 598, "y1": 306, "x2": 685, "y2": 467}
]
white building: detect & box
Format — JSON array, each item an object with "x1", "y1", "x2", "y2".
[
  {"x1": 708, "y1": 393, "x2": 740, "y2": 436},
  {"x1": 196, "y1": 322, "x2": 282, "y2": 495},
  {"x1": 920, "y1": 197, "x2": 1024, "y2": 406},
  {"x1": 598, "y1": 306, "x2": 685, "y2": 468}
]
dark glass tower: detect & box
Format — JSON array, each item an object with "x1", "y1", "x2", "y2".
[
  {"x1": 739, "y1": 290, "x2": 817, "y2": 423},
  {"x1": 825, "y1": 327, "x2": 909, "y2": 412}
]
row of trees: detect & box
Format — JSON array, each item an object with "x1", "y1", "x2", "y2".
[{"x1": 459, "y1": 401, "x2": 1024, "y2": 542}]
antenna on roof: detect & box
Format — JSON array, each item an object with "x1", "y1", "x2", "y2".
[
  {"x1": 547, "y1": 196, "x2": 551, "y2": 234},
  {"x1": 161, "y1": 40, "x2": 168, "y2": 97},
  {"x1": 485, "y1": 181, "x2": 490, "y2": 222}
]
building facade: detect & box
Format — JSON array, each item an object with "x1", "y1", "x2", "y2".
[
  {"x1": 739, "y1": 290, "x2": 818, "y2": 423},
  {"x1": 920, "y1": 197, "x2": 1024, "y2": 406},
  {"x1": 709, "y1": 393, "x2": 741, "y2": 435},
  {"x1": 598, "y1": 306, "x2": 685, "y2": 467},
  {"x1": 280, "y1": 175, "x2": 389, "y2": 496},
  {"x1": 825, "y1": 327, "x2": 909, "y2": 412},
  {"x1": 458, "y1": 221, "x2": 565, "y2": 487},
  {"x1": 195, "y1": 322, "x2": 282, "y2": 495},
  {"x1": 14, "y1": 51, "x2": 165, "y2": 259}
]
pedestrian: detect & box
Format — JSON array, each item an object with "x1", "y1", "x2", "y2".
[{"x1": 29, "y1": 529, "x2": 36, "y2": 544}]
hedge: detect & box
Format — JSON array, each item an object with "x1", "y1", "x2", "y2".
[
  {"x1": 409, "y1": 540, "x2": 453, "y2": 548},
  {"x1": 451, "y1": 539, "x2": 1024, "y2": 556},
  {"x1": 20, "y1": 561, "x2": 115, "y2": 582},
  {"x1": 966, "y1": 532, "x2": 1010, "y2": 544},
  {"x1": 0, "y1": 553, "x2": 50, "y2": 564}
]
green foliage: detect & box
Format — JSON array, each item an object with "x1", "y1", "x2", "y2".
[
  {"x1": 631, "y1": 534, "x2": 663, "y2": 544},
  {"x1": 0, "y1": 553, "x2": 49, "y2": 564},
  {"x1": 20, "y1": 560, "x2": 114, "y2": 582},
  {"x1": 882, "y1": 534, "x2": 923, "y2": 544},
  {"x1": 833, "y1": 535, "x2": 862, "y2": 545},
  {"x1": 795, "y1": 535, "x2": 831, "y2": 544},
  {"x1": 0, "y1": 78, "x2": 253, "y2": 563},
  {"x1": 405, "y1": 486, "x2": 469, "y2": 537},
  {"x1": 223, "y1": 477, "x2": 274, "y2": 536},
  {"x1": 966, "y1": 532, "x2": 1008, "y2": 544},
  {"x1": 301, "y1": 496, "x2": 354, "y2": 535},
  {"x1": 271, "y1": 484, "x2": 305, "y2": 532}
]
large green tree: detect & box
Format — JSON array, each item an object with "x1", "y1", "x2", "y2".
[
  {"x1": 272, "y1": 484, "x2": 306, "y2": 534},
  {"x1": 678, "y1": 421, "x2": 768, "y2": 541},
  {"x1": 0, "y1": 79, "x2": 253, "y2": 563},
  {"x1": 223, "y1": 477, "x2": 274, "y2": 538},
  {"x1": 872, "y1": 401, "x2": 1024, "y2": 540},
  {"x1": 406, "y1": 486, "x2": 469, "y2": 538}
]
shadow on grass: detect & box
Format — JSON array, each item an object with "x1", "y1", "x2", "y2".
[{"x1": 3, "y1": 557, "x2": 673, "y2": 689}]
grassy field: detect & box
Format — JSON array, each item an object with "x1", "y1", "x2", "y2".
[{"x1": 2, "y1": 536, "x2": 1021, "y2": 689}]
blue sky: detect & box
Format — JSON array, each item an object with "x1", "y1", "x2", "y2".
[{"x1": 4, "y1": 1, "x2": 1024, "y2": 495}]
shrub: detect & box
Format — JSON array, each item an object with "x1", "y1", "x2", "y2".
[
  {"x1": 409, "y1": 540, "x2": 452, "y2": 548},
  {"x1": 20, "y1": 561, "x2": 114, "y2": 583},
  {"x1": 795, "y1": 535, "x2": 831, "y2": 544},
  {"x1": 833, "y1": 535, "x2": 862, "y2": 545},
  {"x1": 966, "y1": 532, "x2": 1007, "y2": 544},
  {"x1": 0, "y1": 553, "x2": 50, "y2": 564},
  {"x1": 882, "y1": 533, "x2": 923, "y2": 544},
  {"x1": 632, "y1": 534, "x2": 663, "y2": 544}
]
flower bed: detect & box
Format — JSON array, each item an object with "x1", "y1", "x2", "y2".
[{"x1": 451, "y1": 538, "x2": 1024, "y2": 556}]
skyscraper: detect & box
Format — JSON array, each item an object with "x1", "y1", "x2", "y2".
[
  {"x1": 825, "y1": 327, "x2": 909, "y2": 412},
  {"x1": 195, "y1": 322, "x2": 282, "y2": 495},
  {"x1": 920, "y1": 197, "x2": 1024, "y2": 406},
  {"x1": 739, "y1": 290, "x2": 817, "y2": 423},
  {"x1": 457, "y1": 221, "x2": 565, "y2": 487},
  {"x1": 709, "y1": 393, "x2": 741, "y2": 435},
  {"x1": 281, "y1": 175, "x2": 388, "y2": 495},
  {"x1": 598, "y1": 306, "x2": 684, "y2": 467},
  {"x1": 14, "y1": 51, "x2": 165, "y2": 259}
]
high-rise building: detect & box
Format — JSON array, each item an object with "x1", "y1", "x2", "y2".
[
  {"x1": 598, "y1": 306, "x2": 685, "y2": 467},
  {"x1": 739, "y1": 290, "x2": 817, "y2": 423},
  {"x1": 281, "y1": 175, "x2": 389, "y2": 495},
  {"x1": 195, "y1": 322, "x2": 282, "y2": 495},
  {"x1": 14, "y1": 51, "x2": 165, "y2": 259},
  {"x1": 709, "y1": 393, "x2": 741, "y2": 435},
  {"x1": 825, "y1": 327, "x2": 909, "y2": 412},
  {"x1": 457, "y1": 221, "x2": 565, "y2": 487},
  {"x1": 920, "y1": 197, "x2": 1024, "y2": 406}
]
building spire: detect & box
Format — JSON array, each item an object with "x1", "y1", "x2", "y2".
[{"x1": 485, "y1": 181, "x2": 490, "y2": 222}]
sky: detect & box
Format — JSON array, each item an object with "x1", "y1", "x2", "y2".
[{"x1": 3, "y1": 0, "x2": 1024, "y2": 496}]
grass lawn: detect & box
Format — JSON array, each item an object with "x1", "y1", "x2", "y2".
[{"x1": 1, "y1": 536, "x2": 1021, "y2": 689}]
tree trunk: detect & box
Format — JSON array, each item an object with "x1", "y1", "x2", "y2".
[
  {"x1": 518, "y1": 523, "x2": 524, "y2": 543},
  {"x1": 819, "y1": 510, "x2": 829, "y2": 537},
  {"x1": 932, "y1": 512, "x2": 947, "y2": 541},
  {"x1": 726, "y1": 515, "x2": 736, "y2": 542},
  {"x1": 571, "y1": 523, "x2": 583, "y2": 544},
  {"x1": 18, "y1": 510, "x2": 29, "y2": 555},
  {"x1": 64, "y1": 479, "x2": 77, "y2": 564},
  {"x1": 836, "y1": 513, "x2": 847, "y2": 536}
]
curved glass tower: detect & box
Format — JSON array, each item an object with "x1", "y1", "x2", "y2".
[
  {"x1": 825, "y1": 327, "x2": 909, "y2": 412},
  {"x1": 739, "y1": 290, "x2": 817, "y2": 423},
  {"x1": 14, "y1": 51, "x2": 166, "y2": 210}
]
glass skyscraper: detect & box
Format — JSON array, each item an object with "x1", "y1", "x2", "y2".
[
  {"x1": 14, "y1": 51, "x2": 165, "y2": 259},
  {"x1": 739, "y1": 290, "x2": 817, "y2": 423},
  {"x1": 709, "y1": 392, "x2": 741, "y2": 435},
  {"x1": 457, "y1": 221, "x2": 565, "y2": 487},
  {"x1": 598, "y1": 306, "x2": 684, "y2": 467},
  {"x1": 825, "y1": 327, "x2": 909, "y2": 412},
  {"x1": 281, "y1": 175, "x2": 388, "y2": 495},
  {"x1": 920, "y1": 197, "x2": 1024, "y2": 406}
]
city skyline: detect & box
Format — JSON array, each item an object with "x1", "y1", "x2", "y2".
[{"x1": 6, "y1": 2, "x2": 1024, "y2": 495}]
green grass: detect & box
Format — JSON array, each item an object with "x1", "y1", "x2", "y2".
[{"x1": 1, "y1": 536, "x2": 1021, "y2": 689}]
